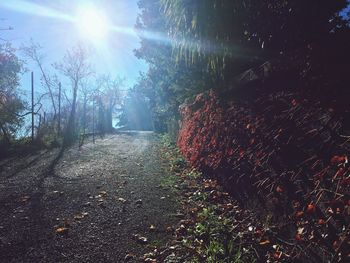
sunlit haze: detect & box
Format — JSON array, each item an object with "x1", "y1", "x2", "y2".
[{"x1": 0, "y1": 0, "x2": 148, "y2": 91}]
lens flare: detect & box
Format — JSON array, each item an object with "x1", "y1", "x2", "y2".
[{"x1": 75, "y1": 7, "x2": 109, "y2": 40}]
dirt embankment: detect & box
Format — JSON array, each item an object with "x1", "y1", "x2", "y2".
[{"x1": 177, "y1": 34, "x2": 350, "y2": 262}]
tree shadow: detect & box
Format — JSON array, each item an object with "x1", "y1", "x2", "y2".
[{"x1": 2, "y1": 150, "x2": 49, "y2": 179}]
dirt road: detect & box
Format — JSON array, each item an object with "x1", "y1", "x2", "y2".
[{"x1": 0, "y1": 132, "x2": 179, "y2": 262}]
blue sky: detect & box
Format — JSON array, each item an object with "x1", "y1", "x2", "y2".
[
  {"x1": 0, "y1": 0, "x2": 148, "y2": 100},
  {"x1": 341, "y1": 1, "x2": 350, "y2": 20}
]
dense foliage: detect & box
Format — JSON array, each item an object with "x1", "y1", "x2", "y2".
[
  {"x1": 178, "y1": 86, "x2": 350, "y2": 262},
  {"x1": 162, "y1": 0, "x2": 348, "y2": 74},
  {"x1": 0, "y1": 43, "x2": 24, "y2": 143},
  {"x1": 135, "y1": 0, "x2": 349, "y2": 132},
  {"x1": 134, "y1": 0, "x2": 216, "y2": 132}
]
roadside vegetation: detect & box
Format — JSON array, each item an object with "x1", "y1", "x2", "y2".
[{"x1": 155, "y1": 135, "x2": 257, "y2": 263}]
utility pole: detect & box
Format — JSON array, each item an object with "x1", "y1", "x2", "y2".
[
  {"x1": 92, "y1": 97, "x2": 95, "y2": 144},
  {"x1": 58, "y1": 82, "x2": 61, "y2": 134},
  {"x1": 31, "y1": 71, "x2": 34, "y2": 141}
]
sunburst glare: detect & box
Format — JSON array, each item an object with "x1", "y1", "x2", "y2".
[{"x1": 75, "y1": 6, "x2": 109, "y2": 40}]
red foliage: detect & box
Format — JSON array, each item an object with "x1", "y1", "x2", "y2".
[{"x1": 177, "y1": 89, "x2": 350, "y2": 261}]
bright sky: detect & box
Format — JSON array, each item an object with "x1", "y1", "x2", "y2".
[{"x1": 0, "y1": 0, "x2": 148, "y2": 98}]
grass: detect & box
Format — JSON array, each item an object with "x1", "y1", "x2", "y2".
[
  {"x1": 160, "y1": 172, "x2": 180, "y2": 192},
  {"x1": 159, "y1": 133, "x2": 256, "y2": 263}
]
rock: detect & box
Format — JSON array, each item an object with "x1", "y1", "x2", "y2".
[
  {"x1": 135, "y1": 199, "x2": 143, "y2": 207},
  {"x1": 118, "y1": 197, "x2": 127, "y2": 203}
]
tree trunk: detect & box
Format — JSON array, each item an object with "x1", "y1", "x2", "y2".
[
  {"x1": 63, "y1": 82, "x2": 78, "y2": 147},
  {"x1": 79, "y1": 93, "x2": 87, "y2": 148},
  {"x1": 106, "y1": 107, "x2": 113, "y2": 132},
  {"x1": 0, "y1": 125, "x2": 11, "y2": 144}
]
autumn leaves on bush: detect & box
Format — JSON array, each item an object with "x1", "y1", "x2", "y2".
[{"x1": 177, "y1": 89, "x2": 349, "y2": 261}]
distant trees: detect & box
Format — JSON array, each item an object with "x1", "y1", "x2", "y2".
[
  {"x1": 21, "y1": 42, "x2": 125, "y2": 147},
  {"x1": 0, "y1": 43, "x2": 24, "y2": 143},
  {"x1": 118, "y1": 88, "x2": 153, "y2": 131},
  {"x1": 20, "y1": 42, "x2": 125, "y2": 147},
  {"x1": 1, "y1": 37, "x2": 125, "y2": 148},
  {"x1": 95, "y1": 75, "x2": 124, "y2": 134},
  {"x1": 54, "y1": 45, "x2": 92, "y2": 147}
]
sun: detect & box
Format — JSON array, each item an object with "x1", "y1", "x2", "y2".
[{"x1": 75, "y1": 7, "x2": 109, "y2": 40}]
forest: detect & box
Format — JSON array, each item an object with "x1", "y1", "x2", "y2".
[{"x1": 1, "y1": 0, "x2": 350, "y2": 262}]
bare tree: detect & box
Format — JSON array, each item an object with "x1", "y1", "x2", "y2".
[
  {"x1": 78, "y1": 80, "x2": 95, "y2": 147},
  {"x1": 21, "y1": 41, "x2": 58, "y2": 119},
  {"x1": 54, "y1": 44, "x2": 92, "y2": 146}
]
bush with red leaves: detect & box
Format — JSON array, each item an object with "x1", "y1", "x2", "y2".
[{"x1": 177, "y1": 89, "x2": 350, "y2": 262}]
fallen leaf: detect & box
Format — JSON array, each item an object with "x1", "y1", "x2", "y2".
[
  {"x1": 306, "y1": 203, "x2": 316, "y2": 214},
  {"x1": 295, "y1": 234, "x2": 302, "y2": 241},
  {"x1": 332, "y1": 239, "x2": 340, "y2": 249},
  {"x1": 331, "y1": 155, "x2": 348, "y2": 165},
  {"x1": 297, "y1": 227, "x2": 304, "y2": 235},
  {"x1": 74, "y1": 212, "x2": 89, "y2": 220},
  {"x1": 318, "y1": 219, "x2": 326, "y2": 225},
  {"x1": 273, "y1": 251, "x2": 282, "y2": 259},
  {"x1": 291, "y1": 99, "x2": 298, "y2": 106},
  {"x1": 295, "y1": 211, "x2": 304, "y2": 218},
  {"x1": 255, "y1": 229, "x2": 263, "y2": 236},
  {"x1": 20, "y1": 196, "x2": 30, "y2": 203},
  {"x1": 55, "y1": 227, "x2": 68, "y2": 234},
  {"x1": 276, "y1": 186, "x2": 284, "y2": 193},
  {"x1": 74, "y1": 214, "x2": 84, "y2": 220},
  {"x1": 99, "y1": 191, "x2": 107, "y2": 197}
]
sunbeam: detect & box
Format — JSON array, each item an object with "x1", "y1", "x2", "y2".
[
  {"x1": 0, "y1": 0, "x2": 249, "y2": 66},
  {"x1": 0, "y1": 0, "x2": 74, "y2": 22},
  {"x1": 0, "y1": 0, "x2": 220, "y2": 56}
]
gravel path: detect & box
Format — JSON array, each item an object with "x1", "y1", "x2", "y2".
[{"x1": 0, "y1": 132, "x2": 178, "y2": 262}]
